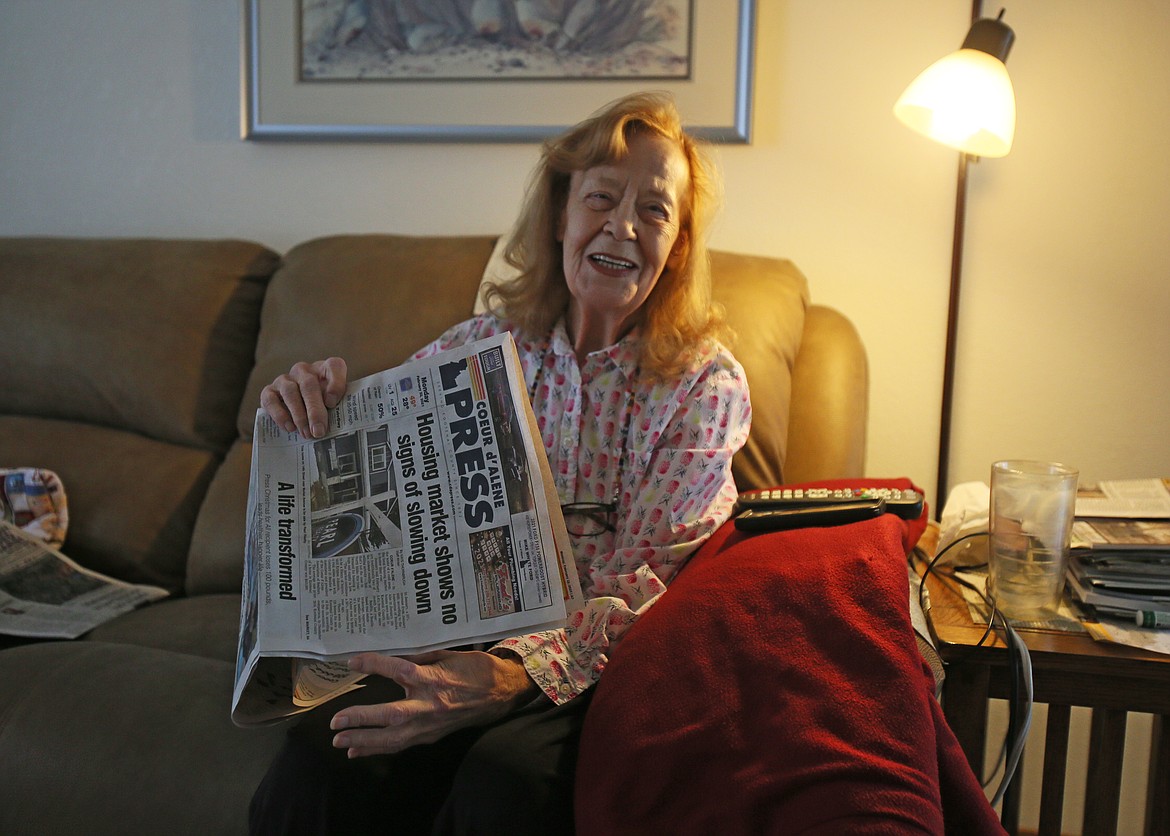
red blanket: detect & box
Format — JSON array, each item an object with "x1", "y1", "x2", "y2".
[{"x1": 575, "y1": 479, "x2": 1004, "y2": 835}]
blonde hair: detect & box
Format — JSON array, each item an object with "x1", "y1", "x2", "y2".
[{"x1": 483, "y1": 91, "x2": 726, "y2": 378}]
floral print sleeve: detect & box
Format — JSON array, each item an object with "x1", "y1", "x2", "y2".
[{"x1": 412, "y1": 314, "x2": 752, "y2": 705}]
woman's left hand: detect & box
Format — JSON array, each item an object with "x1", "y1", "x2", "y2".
[{"x1": 329, "y1": 650, "x2": 541, "y2": 758}]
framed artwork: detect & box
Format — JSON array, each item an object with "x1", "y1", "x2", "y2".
[{"x1": 241, "y1": 0, "x2": 756, "y2": 143}]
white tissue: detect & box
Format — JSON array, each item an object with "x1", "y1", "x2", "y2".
[{"x1": 938, "y1": 481, "x2": 990, "y2": 553}]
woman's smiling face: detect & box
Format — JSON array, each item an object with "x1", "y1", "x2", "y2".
[{"x1": 558, "y1": 130, "x2": 690, "y2": 349}]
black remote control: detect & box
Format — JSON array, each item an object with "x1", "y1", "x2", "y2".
[
  {"x1": 736, "y1": 487, "x2": 924, "y2": 520},
  {"x1": 734, "y1": 500, "x2": 886, "y2": 532}
]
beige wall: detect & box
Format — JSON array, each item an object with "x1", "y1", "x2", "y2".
[
  {"x1": 2, "y1": 0, "x2": 1167, "y2": 505},
  {"x1": 2, "y1": 2, "x2": 1167, "y2": 828}
]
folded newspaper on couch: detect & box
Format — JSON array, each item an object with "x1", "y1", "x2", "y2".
[
  {"x1": 0, "y1": 521, "x2": 169, "y2": 639},
  {"x1": 231, "y1": 333, "x2": 582, "y2": 726},
  {"x1": 1, "y1": 468, "x2": 168, "y2": 640}
]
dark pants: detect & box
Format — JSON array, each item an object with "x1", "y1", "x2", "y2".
[{"x1": 249, "y1": 679, "x2": 593, "y2": 836}]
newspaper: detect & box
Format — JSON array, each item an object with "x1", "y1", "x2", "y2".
[
  {"x1": 1071, "y1": 478, "x2": 1170, "y2": 554},
  {"x1": 231, "y1": 333, "x2": 582, "y2": 726},
  {"x1": 1074, "y1": 478, "x2": 1170, "y2": 520},
  {"x1": 1071, "y1": 518, "x2": 1170, "y2": 553},
  {"x1": 0, "y1": 521, "x2": 169, "y2": 639}
]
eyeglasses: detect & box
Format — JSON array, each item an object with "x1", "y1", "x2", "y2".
[
  {"x1": 561, "y1": 502, "x2": 617, "y2": 537},
  {"x1": 529, "y1": 340, "x2": 636, "y2": 541}
]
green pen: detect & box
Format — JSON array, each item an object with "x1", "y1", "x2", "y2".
[{"x1": 1135, "y1": 610, "x2": 1170, "y2": 629}]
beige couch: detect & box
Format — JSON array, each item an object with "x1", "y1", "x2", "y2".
[{"x1": 0, "y1": 235, "x2": 868, "y2": 835}]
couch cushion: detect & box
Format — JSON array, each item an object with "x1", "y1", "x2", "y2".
[
  {"x1": 187, "y1": 439, "x2": 253, "y2": 595},
  {"x1": 472, "y1": 242, "x2": 809, "y2": 489},
  {"x1": 0, "y1": 237, "x2": 277, "y2": 451},
  {"x1": 0, "y1": 642, "x2": 287, "y2": 836},
  {"x1": 192, "y1": 235, "x2": 497, "y2": 594},
  {"x1": 198, "y1": 236, "x2": 808, "y2": 596},
  {"x1": 0, "y1": 415, "x2": 217, "y2": 591},
  {"x1": 84, "y1": 593, "x2": 243, "y2": 661},
  {"x1": 708, "y1": 251, "x2": 808, "y2": 489},
  {"x1": 237, "y1": 234, "x2": 497, "y2": 439},
  {"x1": 784, "y1": 305, "x2": 869, "y2": 484},
  {"x1": 234, "y1": 237, "x2": 808, "y2": 477}
]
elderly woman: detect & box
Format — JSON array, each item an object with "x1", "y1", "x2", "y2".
[{"x1": 250, "y1": 91, "x2": 751, "y2": 835}]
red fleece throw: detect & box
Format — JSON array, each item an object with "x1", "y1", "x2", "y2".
[{"x1": 575, "y1": 478, "x2": 1004, "y2": 835}]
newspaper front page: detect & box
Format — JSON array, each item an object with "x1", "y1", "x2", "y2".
[
  {"x1": 232, "y1": 333, "x2": 582, "y2": 726},
  {"x1": 0, "y1": 521, "x2": 168, "y2": 639}
]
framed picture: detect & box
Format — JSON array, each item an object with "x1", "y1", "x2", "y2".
[{"x1": 242, "y1": 0, "x2": 756, "y2": 143}]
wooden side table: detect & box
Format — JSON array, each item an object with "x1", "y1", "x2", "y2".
[{"x1": 917, "y1": 539, "x2": 1170, "y2": 836}]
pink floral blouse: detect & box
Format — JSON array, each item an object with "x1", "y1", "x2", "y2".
[{"x1": 413, "y1": 313, "x2": 752, "y2": 704}]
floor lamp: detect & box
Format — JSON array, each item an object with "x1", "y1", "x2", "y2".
[{"x1": 893, "y1": 2, "x2": 1017, "y2": 516}]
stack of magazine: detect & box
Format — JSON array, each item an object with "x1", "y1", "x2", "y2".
[{"x1": 1067, "y1": 478, "x2": 1170, "y2": 626}]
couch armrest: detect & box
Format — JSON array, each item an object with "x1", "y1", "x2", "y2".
[{"x1": 783, "y1": 304, "x2": 868, "y2": 483}]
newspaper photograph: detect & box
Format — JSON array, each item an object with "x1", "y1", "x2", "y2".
[
  {"x1": 0, "y1": 521, "x2": 168, "y2": 639},
  {"x1": 232, "y1": 333, "x2": 581, "y2": 726}
]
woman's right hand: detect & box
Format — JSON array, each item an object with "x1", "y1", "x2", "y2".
[{"x1": 259, "y1": 358, "x2": 348, "y2": 439}]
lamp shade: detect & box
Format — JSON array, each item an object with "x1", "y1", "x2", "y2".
[{"x1": 894, "y1": 16, "x2": 1017, "y2": 158}]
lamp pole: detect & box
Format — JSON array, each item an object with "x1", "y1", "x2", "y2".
[
  {"x1": 936, "y1": 150, "x2": 969, "y2": 516},
  {"x1": 934, "y1": 0, "x2": 983, "y2": 517}
]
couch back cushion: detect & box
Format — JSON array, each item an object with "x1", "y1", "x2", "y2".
[
  {"x1": 708, "y1": 251, "x2": 808, "y2": 490},
  {"x1": 0, "y1": 238, "x2": 278, "y2": 591},
  {"x1": 188, "y1": 235, "x2": 809, "y2": 593},
  {"x1": 0, "y1": 415, "x2": 219, "y2": 592},
  {"x1": 190, "y1": 235, "x2": 497, "y2": 593},
  {"x1": 236, "y1": 234, "x2": 498, "y2": 437},
  {"x1": 0, "y1": 237, "x2": 278, "y2": 451},
  {"x1": 473, "y1": 241, "x2": 810, "y2": 490}
]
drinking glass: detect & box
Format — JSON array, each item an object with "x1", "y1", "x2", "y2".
[{"x1": 988, "y1": 460, "x2": 1079, "y2": 618}]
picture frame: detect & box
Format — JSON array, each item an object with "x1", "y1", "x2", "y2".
[{"x1": 241, "y1": 0, "x2": 756, "y2": 143}]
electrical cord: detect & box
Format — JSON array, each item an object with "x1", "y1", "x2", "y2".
[
  {"x1": 993, "y1": 609, "x2": 1033, "y2": 808},
  {"x1": 914, "y1": 531, "x2": 1033, "y2": 808},
  {"x1": 917, "y1": 533, "x2": 997, "y2": 664}
]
